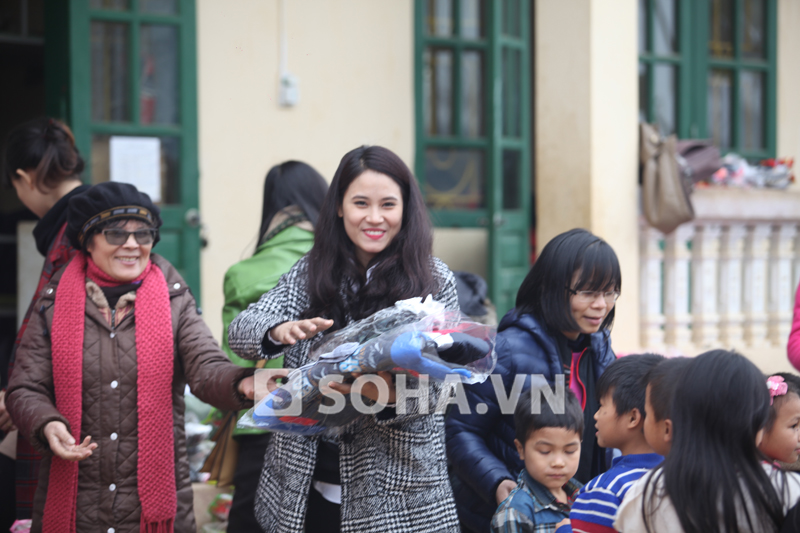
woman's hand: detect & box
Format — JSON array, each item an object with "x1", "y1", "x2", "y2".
[
  {"x1": 555, "y1": 518, "x2": 571, "y2": 530},
  {"x1": 0, "y1": 391, "x2": 16, "y2": 433},
  {"x1": 237, "y1": 375, "x2": 255, "y2": 400},
  {"x1": 328, "y1": 371, "x2": 397, "y2": 405},
  {"x1": 43, "y1": 421, "x2": 96, "y2": 462},
  {"x1": 496, "y1": 479, "x2": 517, "y2": 505},
  {"x1": 269, "y1": 318, "x2": 334, "y2": 346}
]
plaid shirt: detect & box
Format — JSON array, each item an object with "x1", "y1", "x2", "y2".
[{"x1": 491, "y1": 470, "x2": 582, "y2": 533}]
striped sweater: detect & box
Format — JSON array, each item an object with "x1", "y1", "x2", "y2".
[{"x1": 561, "y1": 453, "x2": 663, "y2": 533}]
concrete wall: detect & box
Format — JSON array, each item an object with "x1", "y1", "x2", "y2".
[
  {"x1": 535, "y1": 0, "x2": 640, "y2": 352},
  {"x1": 778, "y1": 0, "x2": 800, "y2": 167},
  {"x1": 196, "y1": 0, "x2": 414, "y2": 340}
]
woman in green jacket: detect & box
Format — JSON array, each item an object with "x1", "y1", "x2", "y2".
[{"x1": 222, "y1": 161, "x2": 328, "y2": 531}]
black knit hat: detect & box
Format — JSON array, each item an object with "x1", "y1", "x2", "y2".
[{"x1": 67, "y1": 181, "x2": 162, "y2": 250}]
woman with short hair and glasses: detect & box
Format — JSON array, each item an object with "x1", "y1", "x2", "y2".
[
  {"x1": 446, "y1": 228, "x2": 621, "y2": 533},
  {"x1": 6, "y1": 181, "x2": 256, "y2": 533}
]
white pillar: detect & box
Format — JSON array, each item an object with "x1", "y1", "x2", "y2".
[
  {"x1": 718, "y1": 224, "x2": 747, "y2": 348},
  {"x1": 535, "y1": 0, "x2": 639, "y2": 352},
  {"x1": 768, "y1": 223, "x2": 797, "y2": 345},
  {"x1": 743, "y1": 224, "x2": 772, "y2": 347},
  {"x1": 691, "y1": 224, "x2": 722, "y2": 348},
  {"x1": 663, "y1": 224, "x2": 694, "y2": 350},
  {"x1": 640, "y1": 223, "x2": 665, "y2": 349}
]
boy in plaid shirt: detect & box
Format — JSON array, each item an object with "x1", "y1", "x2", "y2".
[{"x1": 491, "y1": 387, "x2": 584, "y2": 533}]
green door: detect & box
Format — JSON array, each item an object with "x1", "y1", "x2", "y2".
[
  {"x1": 488, "y1": 0, "x2": 531, "y2": 315},
  {"x1": 45, "y1": 0, "x2": 201, "y2": 298},
  {"x1": 415, "y1": 0, "x2": 531, "y2": 317}
]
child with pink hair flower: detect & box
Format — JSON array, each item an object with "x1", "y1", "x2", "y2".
[{"x1": 760, "y1": 373, "x2": 800, "y2": 465}]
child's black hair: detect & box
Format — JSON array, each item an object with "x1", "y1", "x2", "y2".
[
  {"x1": 514, "y1": 387, "x2": 584, "y2": 444},
  {"x1": 642, "y1": 350, "x2": 786, "y2": 533},
  {"x1": 597, "y1": 353, "x2": 665, "y2": 417},
  {"x1": 641, "y1": 356, "x2": 691, "y2": 422},
  {"x1": 766, "y1": 372, "x2": 800, "y2": 431}
]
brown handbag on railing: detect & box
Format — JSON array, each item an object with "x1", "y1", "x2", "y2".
[{"x1": 640, "y1": 122, "x2": 695, "y2": 234}]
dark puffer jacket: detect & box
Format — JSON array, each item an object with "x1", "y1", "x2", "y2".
[
  {"x1": 6, "y1": 254, "x2": 254, "y2": 533},
  {"x1": 445, "y1": 309, "x2": 615, "y2": 532}
]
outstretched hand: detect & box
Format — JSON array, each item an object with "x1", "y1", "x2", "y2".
[
  {"x1": 269, "y1": 317, "x2": 334, "y2": 346},
  {"x1": 0, "y1": 391, "x2": 15, "y2": 433},
  {"x1": 328, "y1": 371, "x2": 397, "y2": 405},
  {"x1": 237, "y1": 375, "x2": 256, "y2": 400},
  {"x1": 43, "y1": 421, "x2": 96, "y2": 462}
]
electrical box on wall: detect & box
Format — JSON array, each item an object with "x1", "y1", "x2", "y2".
[{"x1": 279, "y1": 73, "x2": 299, "y2": 107}]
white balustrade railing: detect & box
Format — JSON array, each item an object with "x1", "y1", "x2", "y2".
[{"x1": 639, "y1": 188, "x2": 800, "y2": 353}]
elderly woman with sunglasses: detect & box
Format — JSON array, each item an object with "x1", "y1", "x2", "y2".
[{"x1": 6, "y1": 182, "x2": 256, "y2": 533}]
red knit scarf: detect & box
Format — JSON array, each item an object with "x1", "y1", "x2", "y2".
[{"x1": 44, "y1": 254, "x2": 176, "y2": 533}]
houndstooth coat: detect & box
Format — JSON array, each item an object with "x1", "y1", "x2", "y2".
[{"x1": 228, "y1": 255, "x2": 462, "y2": 533}]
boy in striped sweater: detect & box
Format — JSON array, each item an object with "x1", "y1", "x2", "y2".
[{"x1": 557, "y1": 354, "x2": 665, "y2": 533}]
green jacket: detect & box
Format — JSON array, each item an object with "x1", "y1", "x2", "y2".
[{"x1": 221, "y1": 224, "x2": 314, "y2": 435}]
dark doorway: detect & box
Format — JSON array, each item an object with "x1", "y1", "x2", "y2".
[{"x1": 0, "y1": 2, "x2": 45, "y2": 391}]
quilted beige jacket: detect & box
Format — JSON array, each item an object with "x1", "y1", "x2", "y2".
[{"x1": 7, "y1": 254, "x2": 253, "y2": 533}]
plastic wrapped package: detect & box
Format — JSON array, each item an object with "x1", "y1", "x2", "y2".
[{"x1": 238, "y1": 297, "x2": 496, "y2": 436}]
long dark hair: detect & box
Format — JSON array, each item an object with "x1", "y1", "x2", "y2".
[
  {"x1": 303, "y1": 145, "x2": 437, "y2": 329},
  {"x1": 2, "y1": 117, "x2": 84, "y2": 189},
  {"x1": 257, "y1": 161, "x2": 328, "y2": 248},
  {"x1": 515, "y1": 228, "x2": 621, "y2": 334},
  {"x1": 642, "y1": 350, "x2": 787, "y2": 533}
]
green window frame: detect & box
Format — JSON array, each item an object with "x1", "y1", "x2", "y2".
[
  {"x1": 413, "y1": 0, "x2": 532, "y2": 315},
  {"x1": 639, "y1": 0, "x2": 777, "y2": 160},
  {"x1": 49, "y1": 0, "x2": 201, "y2": 296},
  {"x1": 413, "y1": 0, "x2": 531, "y2": 229}
]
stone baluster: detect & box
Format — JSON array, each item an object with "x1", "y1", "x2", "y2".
[
  {"x1": 718, "y1": 224, "x2": 746, "y2": 349},
  {"x1": 743, "y1": 224, "x2": 772, "y2": 347},
  {"x1": 768, "y1": 223, "x2": 797, "y2": 346},
  {"x1": 690, "y1": 224, "x2": 722, "y2": 348},
  {"x1": 640, "y1": 224, "x2": 665, "y2": 349},
  {"x1": 663, "y1": 224, "x2": 694, "y2": 350}
]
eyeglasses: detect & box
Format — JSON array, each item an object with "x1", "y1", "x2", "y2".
[
  {"x1": 102, "y1": 228, "x2": 157, "y2": 245},
  {"x1": 566, "y1": 288, "x2": 621, "y2": 304}
]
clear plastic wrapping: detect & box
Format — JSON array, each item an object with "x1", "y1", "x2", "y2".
[{"x1": 238, "y1": 297, "x2": 496, "y2": 436}]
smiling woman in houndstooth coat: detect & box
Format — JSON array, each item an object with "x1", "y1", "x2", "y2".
[{"x1": 228, "y1": 145, "x2": 462, "y2": 533}]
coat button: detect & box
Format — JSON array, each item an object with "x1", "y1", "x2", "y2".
[
  {"x1": 173, "y1": 283, "x2": 181, "y2": 290},
  {"x1": 110, "y1": 432, "x2": 118, "y2": 441},
  {"x1": 46, "y1": 288, "x2": 53, "y2": 294},
  {"x1": 108, "y1": 529, "x2": 115, "y2": 533},
  {"x1": 342, "y1": 434, "x2": 353, "y2": 444},
  {"x1": 109, "y1": 483, "x2": 116, "y2": 491},
  {"x1": 110, "y1": 381, "x2": 118, "y2": 389},
  {"x1": 110, "y1": 332, "x2": 116, "y2": 338}
]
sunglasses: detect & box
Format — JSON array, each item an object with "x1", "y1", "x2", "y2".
[{"x1": 102, "y1": 228, "x2": 157, "y2": 245}]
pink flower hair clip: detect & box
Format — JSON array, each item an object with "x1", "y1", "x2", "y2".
[{"x1": 767, "y1": 376, "x2": 788, "y2": 405}]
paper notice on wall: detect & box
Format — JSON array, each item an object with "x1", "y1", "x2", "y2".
[{"x1": 110, "y1": 136, "x2": 162, "y2": 202}]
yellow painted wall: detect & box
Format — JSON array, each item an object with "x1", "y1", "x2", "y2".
[
  {"x1": 196, "y1": 0, "x2": 414, "y2": 341},
  {"x1": 535, "y1": 0, "x2": 640, "y2": 352},
  {"x1": 778, "y1": 0, "x2": 800, "y2": 167}
]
